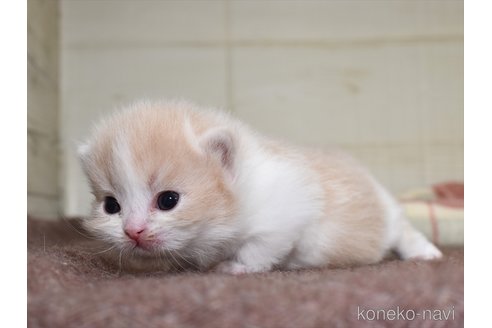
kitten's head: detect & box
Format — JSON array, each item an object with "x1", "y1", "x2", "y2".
[{"x1": 78, "y1": 101, "x2": 238, "y2": 264}]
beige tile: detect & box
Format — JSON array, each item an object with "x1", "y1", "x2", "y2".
[
  {"x1": 61, "y1": 0, "x2": 226, "y2": 46},
  {"x1": 28, "y1": 0, "x2": 59, "y2": 40},
  {"x1": 230, "y1": 0, "x2": 463, "y2": 42},
  {"x1": 28, "y1": 193, "x2": 59, "y2": 220},
  {"x1": 60, "y1": 147, "x2": 92, "y2": 217},
  {"x1": 347, "y1": 143, "x2": 463, "y2": 195},
  {"x1": 420, "y1": 45, "x2": 464, "y2": 144},
  {"x1": 28, "y1": 59, "x2": 58, "y2": 138},
  {"x1": 27, "y1": 131, "x2": 59, "y2": 197},
  {"x1": 28, "y1": 0, "x2": 59, "y2": 80},
  {"x1": 345, "y1": 145, "x2": 394, "y2": 189},
  {"x1": 386, "y1": 145, "x2": 428, "y2": 193},
  {"x1": 231, "y1": 43, "x2": 463, "y2": 147},
  {"x1": 27, "y1": 0, "x2": 59, "y2": 138},
  {"x1": 350, "y1": 143, "x2": 463, "y2": 194},
  {"x1": 28, "y1": 0, "x2": 60, "y2": 220},
  {"x1": 231, "y1": 46, "x2": 369, "y2": 145},
  {"x1": 346, "y1": 145, "x2": 426, "y2": 194},
  {"x1": 423, "y1": 144, "x2": 464, "y2": 186}
]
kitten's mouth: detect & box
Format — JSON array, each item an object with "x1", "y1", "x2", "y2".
[
  {"x1": 130, "y1": 239, "x2": 156, "y2": 252},
  {"x1": 134, "y1": 242, "x2": 149, "y2": 251}
]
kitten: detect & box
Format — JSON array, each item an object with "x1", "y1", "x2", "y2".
[{"x1": 78, "y1": 100, "x2": 442, "y2": 274}]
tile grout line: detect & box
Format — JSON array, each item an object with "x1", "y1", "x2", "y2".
[
  {"x1": 27, "y1": 191, "x2": 59, "y2": 200},
  {"x1": 224, "y1": 0, "x2": 234, "y2": 113},
  {"x1": 63, "y1": 35, "x2": 464, "y2": 51}
]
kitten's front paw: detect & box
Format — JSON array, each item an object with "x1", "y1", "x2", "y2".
[{"x1": 214, "y1": 261, "x2": 256, "y2": 275}]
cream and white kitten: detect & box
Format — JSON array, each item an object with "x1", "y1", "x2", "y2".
[{"x1": 79, "y1": 100, "x2": 442, "y2": 274}]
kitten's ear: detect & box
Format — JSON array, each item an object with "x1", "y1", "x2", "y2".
[{"x1": 199, "y1": 128, "x2": 236, "y2": 173}]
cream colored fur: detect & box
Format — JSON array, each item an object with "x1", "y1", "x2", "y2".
[{"x1": 79, "y1": 100, "x2": 442, "y2": 274}]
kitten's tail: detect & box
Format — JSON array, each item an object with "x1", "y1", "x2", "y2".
[
  {"x1": 371, "y1": 177, "x2": 443, "y2": 260},
  {"x1": 394, "y1": 219, "x2": 443, "y2": 260}
]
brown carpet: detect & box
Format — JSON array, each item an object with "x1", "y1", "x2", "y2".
[{"x1": 27, "y1": 218, "x2": 463, "y2": 328}]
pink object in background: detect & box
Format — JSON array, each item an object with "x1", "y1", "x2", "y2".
[{"x1": 432, "y1": 182, "x2": 464, "y2": 208}]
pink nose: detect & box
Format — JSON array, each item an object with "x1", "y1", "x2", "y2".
[{"x1": 124, "y1": 227, "x2": 145, "y2": 241}]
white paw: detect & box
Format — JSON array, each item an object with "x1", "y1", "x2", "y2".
[
  {"x1": 214, "y1": 261, "x2": 255, "y2": 275},
  {"x1": 407, "y1": 244, "x2": 443, "y2": 260}
]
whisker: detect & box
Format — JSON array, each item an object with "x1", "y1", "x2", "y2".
[
  {"x1": 174, "y1": 250, "x2": 200, "y2": 271},
  {"x1": 117, "y1": 248, "x2": 123, "y2": 275},
  {"x1": 196, "y1": 249, "x2": 206, "y2": 268},
  {"x1": 168, "y1": 250, "x2": 185, "y2": 272},
  {"x1": 60, "y1": 216, "x2": 99, "y2": 240},
  {"x1": 188, "y1": 247, "x2": 208, "y2": 269},
  {"x1": 167, "y1": 252, "x2": 179, "y2": 273},
  {"x1": 90, "y1": 244, "x2": 117, "y2": 256},
  {"x1": 162, "y1": 251, "x2": 179, "y2": 273},
  {"x1": 157, "y1": 251, "x2": 171, "y2": 273}
]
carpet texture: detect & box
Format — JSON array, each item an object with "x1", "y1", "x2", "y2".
[{"x1": 27, "y1": 218, "x2": 463, "y2": 328}]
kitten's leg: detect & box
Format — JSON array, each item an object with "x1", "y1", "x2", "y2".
[
  {"x1": 215, "y1": 236, "x2": 291, "y2": 274},
  {"x1": 394, "y1": 220, "x2": 443, "y2": 260},
  {"x1": 378, "y1": 183, "x2": 443, "y2": 260}
]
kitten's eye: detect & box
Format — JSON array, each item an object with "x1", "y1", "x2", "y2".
[
  {"x1": 104, "y1": 196, "x2": 121, "y2": 214},
  {"x1": 157, "y1": 191, "x2": 180, "y2": 211}
]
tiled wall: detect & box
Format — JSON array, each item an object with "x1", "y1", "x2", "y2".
[
  {"x1": 60, "y1": 0, "x2": 463, "y2": 216},
  {"x1": 28, "y1": 0, "x2": 60, "y2": 219}
]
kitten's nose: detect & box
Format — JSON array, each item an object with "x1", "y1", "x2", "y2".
[{"x1": 124, "y1": 227, "x2": 145, "y2": 241}]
